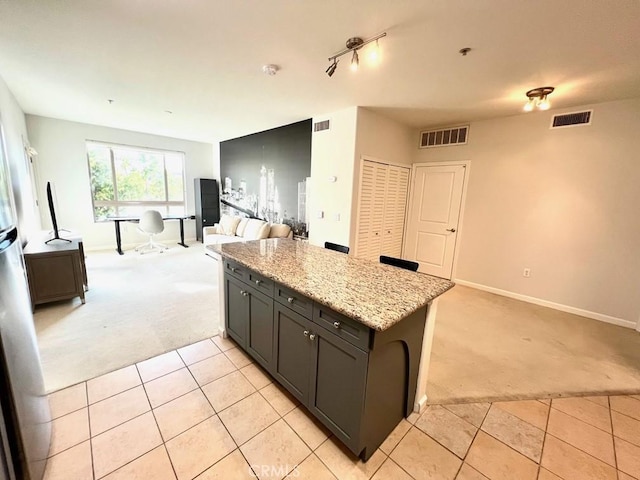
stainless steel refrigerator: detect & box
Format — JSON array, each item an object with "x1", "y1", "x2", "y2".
[{"x1": 0, "y1": 123, "x2": 51, "y2": 479}]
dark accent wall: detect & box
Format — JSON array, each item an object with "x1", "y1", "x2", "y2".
[{"x1": 219, "y1": 119, "x2": 311, "y2": 227}]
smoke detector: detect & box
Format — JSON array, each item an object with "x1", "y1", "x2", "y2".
[{"x1": 262, "y1": 64, "x2": 279, "y2": 76}]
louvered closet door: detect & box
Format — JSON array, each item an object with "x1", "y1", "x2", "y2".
[
  {"x1": 356, "y1": 161, "x2": 388, "y2": 261},
  {"x1": 381, "y1": 166, "x2": 410, "y2": 258}
]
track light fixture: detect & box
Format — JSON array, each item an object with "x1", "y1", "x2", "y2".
[
  {"x1": 524, "y1": 86, "x2": 555, "y2": 112},
  {"x1": 326, "y1": 32, "x2": 386, "y2": 77}
]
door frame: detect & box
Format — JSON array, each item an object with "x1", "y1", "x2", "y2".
[{"x1": 402, "y1": 160, "x2": 470, "y2": 280}]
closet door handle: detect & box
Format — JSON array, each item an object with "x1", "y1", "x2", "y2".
[{"x1": 446, "y1": 228, "x2": 456, "y2": 233}]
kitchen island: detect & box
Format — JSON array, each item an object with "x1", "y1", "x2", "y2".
[{"x1": 207, "y1": 239, "x2": 454, "y2": 460}]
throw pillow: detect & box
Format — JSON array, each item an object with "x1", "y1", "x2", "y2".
[
  {"x1": 268, "y1": 224, "x2": 292, "y2": 238},
  {"x1": 236, "y1": 218, "x2": 249, "y2": 237},
  {"x1": 219, "y1": 215, "x2": 241, "y2": 236},
  {"x1": 243, "y1": 219, "x2": 271, "y2": 240}
]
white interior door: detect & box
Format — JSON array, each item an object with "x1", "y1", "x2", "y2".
[{"x1": 404, "y1": 164, "x2": 466, "y2": 278}]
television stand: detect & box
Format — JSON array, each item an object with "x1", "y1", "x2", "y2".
[{"x1": 24, "y1": 233, "x2": 87, "y2": 311}]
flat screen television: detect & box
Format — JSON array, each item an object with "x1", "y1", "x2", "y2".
[{"x1": 45, "y1": 181, "x2": 70, "y2": 244}]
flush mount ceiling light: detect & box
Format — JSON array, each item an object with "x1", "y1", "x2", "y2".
[
  {"x1": 326, "y1": 32, "x2": 386, "y2": 77},
  {"x1": 524, "y1": 86, "x2": 555, "y2": 112}
]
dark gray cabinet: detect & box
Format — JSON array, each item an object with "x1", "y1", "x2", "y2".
[
  {"x1": 224, "y1": 274, "x2": 274, "y2": 371},
  {"x1": 273, "y1": 302, "x2": 367, "y2": 449},
  {"x1": 223, "y1": 259, "x2": 427, "y2": 461},
  {"x1": 246, "y1": 287, "x2": 274, "y2": 369},
  {"x1": 309, "y1": 325, "x2": 368, "y2": 451},
  {"x1": 195, "y1": 178, "x2": 220, "y2": 241},
  {"x1": 273, "y1": 304, "x2": 313, "y2": 403},
  {"x1": 225, "y1": 275, "x2": 248, "y2": 347}
]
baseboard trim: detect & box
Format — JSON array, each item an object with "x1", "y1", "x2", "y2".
[
  {"x1": 454, "y1": 279, "x2": 637, "y2": 329},
  {"x1": 414, "y1": 394, "x2": 428, "y2": 414}
]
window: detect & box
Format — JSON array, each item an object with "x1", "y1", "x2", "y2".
[{"x1": 86, "y1": 142, "x2": 186, "y2": 221}]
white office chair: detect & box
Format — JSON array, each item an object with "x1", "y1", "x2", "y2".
[{"x1": 135, "y1": 210, "x2": 167, "y2": 254}]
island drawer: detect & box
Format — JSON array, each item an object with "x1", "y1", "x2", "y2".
[
  {"x1": 224, "y1": 259, "x2": 248, "y2": 282},
  {"x1": 248, "y1": 270, "x2": 274, "y2": 296},
  {"x1": 275, "y1": 283, "x2": 313, "y2": 319},
  {"x1": 312, "y1": 305, "x2": 371, "y2": 351}
]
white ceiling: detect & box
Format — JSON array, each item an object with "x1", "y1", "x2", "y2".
[{"x1": 0, "y1": 1, "x2": 639, "y2": 143}]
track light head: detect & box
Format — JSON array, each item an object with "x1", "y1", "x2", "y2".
[
  {"x1": 350, "y1": 50, "x2": 359, "y2": 71},
  {"x1": 326, "y1": 59, "x2": 338, "y2": 77}
]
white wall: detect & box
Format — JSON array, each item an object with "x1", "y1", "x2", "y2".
[
  {"x1": 26, "y1": 115, "x2": 215, "y2": 250},
  {"x1": 0, "y1": 74, "x2": 39, "y2": 242},
  {"x1": 350, "y1": 107, "x2": 414, "y2": 248},
  {"x1": 413, "y1": 98, "x2": 640, "y2": 325},
  {"x1": 308, "y1": 107, "x2": 358, "y2": 247}
]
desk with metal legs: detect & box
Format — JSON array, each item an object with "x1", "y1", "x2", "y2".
[{"x1": 108, "y1": 215, "x2": 195, "y2": 255}]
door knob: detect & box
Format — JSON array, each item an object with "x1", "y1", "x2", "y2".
[
  {"x1": 255, "y1": 279, "x2": 261, "y2": 285},
  {"x1": 309, "y1": 334, "x2": 316, "y2": 341},
  {"x1": 303, "y1": 330, "x2": 309, "y2": 337},
  {"x1": 287, "y1": 297, "x2": 295, "y2": 304},
  {"x1": 333, "y1": 321, "x2": 341, "y2": 329},
  {"x1": 446, "y1": 228, "x2": 456, "y2": 232}
]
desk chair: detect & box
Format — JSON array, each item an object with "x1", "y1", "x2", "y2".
[
  {"x1": 135, "y1": 210, "x2": 167, "y2": 254},
  {"x1": 380, "y1": 255, "x2": 419, "y2": 272},
  {"x1": 324, "y1": 242, "x2": 349, "y2": 254}
]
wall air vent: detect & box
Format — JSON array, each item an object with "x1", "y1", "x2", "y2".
[
  {"x1": 551, "y1": 110, "x2": 593, "y2": 129},
  {"x1": 313, "y1": 120, "x2": 330, "y2": 132},
  {"x1": 419, "y1": 125, "x2": 469, "y2": 148}
]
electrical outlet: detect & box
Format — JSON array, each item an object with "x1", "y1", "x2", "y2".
[{"x1": 523, "y1": 268, "x2": 531, "y2": 278}]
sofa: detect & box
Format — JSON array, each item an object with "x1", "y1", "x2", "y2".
[{"x1": 203, "y1": 214, "x2": 293, "y2": 246}]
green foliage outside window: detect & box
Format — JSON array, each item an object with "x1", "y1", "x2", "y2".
[{"x1": 86, "y1": 142, "x2": 185, "y2": 221}]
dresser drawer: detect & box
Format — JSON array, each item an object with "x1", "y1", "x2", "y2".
[
  {"x1": 312, "y1": 305, "x2": 371, "y2": 351},
  {"x1": 275, "y1": 283, "x2": 313, "y2": 319},
  {"x1": 225, "y1": 259, "x2": 247, "y2": 282},
  {"x1": 248, "y1": 270, "x2": 274, "y2": 296}
]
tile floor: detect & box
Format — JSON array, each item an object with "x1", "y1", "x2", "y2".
[{"x1": 43, "y1": 336, "x2": 640, "y2": 480}]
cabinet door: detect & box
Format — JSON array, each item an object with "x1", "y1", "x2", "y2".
[
  {"x1": 381, "y1": 165, "x2": 410, "y2": 258},
  {"x1": 355, "y1": 161, "x2": 388, "y2": 260},
  {"x1": 309, "y1": 330, "x2": 368, "y2": 451},
  {"x1": 225, "y1": 275, "x2": 248, "y2": 347},
  {"x1": 273, "y1": 304, "x2": 313, "y2": 404},
  {"x1": 246, "y1": 287, "x2": 274, "y2": 371}
]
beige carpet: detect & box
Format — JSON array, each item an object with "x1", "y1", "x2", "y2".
[
  {"x1": 34, "y1": 243, "x2": 219, "y2": 393},
  {"x1": 427, "y1": 285, "x2": 640, "y2": 404}
]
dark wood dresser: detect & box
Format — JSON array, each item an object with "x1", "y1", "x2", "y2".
[{"x1": 23, "y1": 234, "x2": 87, "y2": 311}]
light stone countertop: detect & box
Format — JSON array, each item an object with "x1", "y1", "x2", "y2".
[{"x1": 209, "y1": 238, "x2": 455, "y2": 331}]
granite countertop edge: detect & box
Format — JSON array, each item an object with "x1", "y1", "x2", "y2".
[{"x1": 208, "y1": 243, "x2": 455, "y2": 331}]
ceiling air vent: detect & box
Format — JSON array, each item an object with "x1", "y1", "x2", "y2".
[
  {"x1": 551, "y1": 110, "x2": 592, "y2": 129},
  {"x1": 313, "y1": 120, "x2": 330, "y2": 132},
  {"x1": 419, "y1": 125, "x2": 469, "y2": 148}
]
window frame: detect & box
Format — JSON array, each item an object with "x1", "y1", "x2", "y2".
[{"x1": 86, "y1": 141, "x2": 186, "y2": 222}]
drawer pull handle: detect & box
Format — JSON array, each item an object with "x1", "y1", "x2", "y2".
[
  {"x1": 333, "y1": 321, "x2": 341, "y2": 329},
  {"x1": 287, "y1": 297, "x2": 295, "y2": 304},
  {"x1": 240, "y1": 290, "x2": 248, "y2": 297},
  {"x1": 255, "y1": 279, "x2": 261, "y2": 285},
  {"x1": 303, "y1": 330, "x2": 309, "y2": 337},
  {"x1": 309, "y1": 333, "x2": 316, "y2": 341}
]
